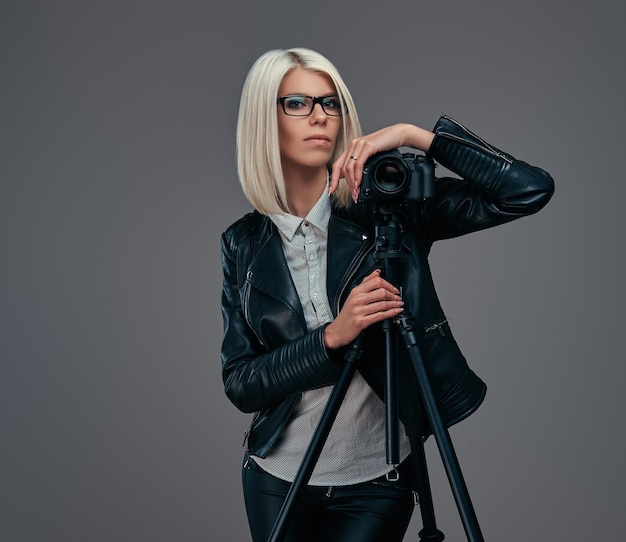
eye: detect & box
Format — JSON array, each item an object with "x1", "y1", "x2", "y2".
[
  {"x1": 322, "y1": 96, "x2": 341, "y2": 112},
  {"x1": 284, "y1": 96, "x2": 309, "y2": 110}
]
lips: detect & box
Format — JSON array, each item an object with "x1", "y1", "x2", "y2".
[{"x1": 305, "y1": 134, "x2": 331, "y2": 142}]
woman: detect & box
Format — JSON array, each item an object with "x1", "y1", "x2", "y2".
[{"x1": 221, "y1": 47, "x2": 554, "y2": 541}]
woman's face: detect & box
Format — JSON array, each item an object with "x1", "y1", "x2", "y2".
[{"x1": 277, "y1": 67, "x2": 342, "y2": 174}]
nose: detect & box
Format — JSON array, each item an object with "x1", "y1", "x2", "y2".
[{"x1": 309, "y1": 102, "x2": 328, "y2": 123}]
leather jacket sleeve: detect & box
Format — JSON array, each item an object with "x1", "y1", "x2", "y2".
[
  {"x1": 422, "y1": 115, "x2": 555, "y2": 240},
  {"x1": 220, "y1": 228, "x2": 342, "y2": 414}
]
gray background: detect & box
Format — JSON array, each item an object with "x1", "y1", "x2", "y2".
[{"x1": 1, "y1": 1, "x2": 624, "y2": 540}]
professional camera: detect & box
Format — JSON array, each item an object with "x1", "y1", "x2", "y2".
[{"x1": 358, "y1": 150, "x2": 435, "y2": 203}]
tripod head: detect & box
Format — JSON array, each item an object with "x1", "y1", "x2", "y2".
[{"x1": 372, "y1": 202, "x2": 407, "y2": 264}]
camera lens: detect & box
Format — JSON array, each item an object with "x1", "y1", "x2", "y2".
[{"x1": 371, "y1": 156, "x2": 410, "y2": 197}]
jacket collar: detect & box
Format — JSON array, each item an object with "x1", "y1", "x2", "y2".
[{"x1": 269, "y1": 183, "x2": 332, "y2": 241}]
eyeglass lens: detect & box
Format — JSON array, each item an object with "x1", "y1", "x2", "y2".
[{"x1": 281, "y1": 96, "x2": 342, "y2": 116}]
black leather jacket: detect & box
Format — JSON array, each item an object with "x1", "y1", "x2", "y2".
[{"x1": 220, "y1": 116, "x2": 554, "y2": 458}]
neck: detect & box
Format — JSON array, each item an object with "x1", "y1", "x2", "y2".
[{"x1": 283, "y1": 166, "x2": 328, "y2": 218}]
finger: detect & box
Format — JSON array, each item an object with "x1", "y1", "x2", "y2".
[
  {"x1": 359, "y1": 272, "x2": 400, "y2": 295},
  {"x1": 358, "y1": 305, "x2": 405, "y2": 328},
  {"x1": 360, "y1": 269, "x2": 382, "y2": 282},
  {"x1": 330, "y1": 146, "x2": 352, "y2": 193},
  {"x1": 346, "y1": 141, "x2": 374, "y2": 202},
  {"x1": 361, "y1": 290, "x2": 403, "y2": 310},
  {"x1": 345, "y1": 141, "x2": 365, "y2": 177},
  {"x1": 346, "y1": 289, "x2": 402, "y2": 321},
  {"x1": 355, "y1": 292, "x2": 404, "y2": 313},
  {"x1": 329, "y1": 162, "x2": 341, "y2": 195},
  {"x1": 358, "y1": 271, "x2": 395, "y2": 292},
  {"x1": 354, "y1": 271, "x2": 379, "y2": 291}
]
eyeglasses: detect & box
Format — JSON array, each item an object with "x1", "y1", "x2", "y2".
[{"x1": 276, "y1": 95, "x2": 344, "y2": 117}]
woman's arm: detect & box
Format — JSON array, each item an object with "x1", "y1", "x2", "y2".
[
  {"x1": 220, "y1": 232, "x2": 341, "y2": 413},
  {"x1": 221, "y1": 236, "x2": 404, "y2": 413},
  {"x1": 421, "y1": 115, "x2": 555, "y2": 240},
  {"x1": 331, "y1": 115, "x2": 554, "y2": 239}
]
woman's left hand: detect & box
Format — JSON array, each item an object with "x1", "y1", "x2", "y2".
[{"x1": 329, "y1": 123, "x2": 435, "y2": 200}]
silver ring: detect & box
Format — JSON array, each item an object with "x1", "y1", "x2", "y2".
[{"x1": 350, "y1": 156, "x2": 358, "y2": 160}]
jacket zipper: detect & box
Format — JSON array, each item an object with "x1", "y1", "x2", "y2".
[
  {"x1": 441, "y1": 115, "x2": 514, "y2": 165},
  {"x1": 243, "y1": 405, "x2": 266, "y2": 454},
  {"x1": 425, "y1": 318, "x2": 448, "y2": 337},
  {"x1": 242, "y1": 274, "x2": 264, "y2": 347}
]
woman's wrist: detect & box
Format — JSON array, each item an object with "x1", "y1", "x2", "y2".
[
  {"x1": 405, "y1": 124, "x2": 435, "y2": 152},
  {"x1": 323, "y1": 322, "x2": 342, "y2": 350}
]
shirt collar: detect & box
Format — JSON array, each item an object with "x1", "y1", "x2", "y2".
[{"x1": 270, "y1": 181, "x2": 331, "y2": 241}]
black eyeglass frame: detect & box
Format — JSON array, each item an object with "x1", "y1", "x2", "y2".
[{"x1": 276, "y1": 95, "x2": 345, "y2": 117}]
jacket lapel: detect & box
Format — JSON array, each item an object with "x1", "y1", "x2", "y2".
[
  {"x1": 246, "y1": 226, "x2": 306, "y2": 330},
  {"x1": 327, "y1": 213, "x2": 374, "y2": 317},
  {"x1": 245, "y1": 212, "x2": 374, "y2": 331}
]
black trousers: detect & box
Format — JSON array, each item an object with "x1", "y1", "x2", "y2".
[{"x1": 242, "y1": 455, "x2": 415, "y2": 542}]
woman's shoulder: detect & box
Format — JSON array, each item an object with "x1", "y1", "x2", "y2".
[{"x1": 222, "y1": 210, "x2": 270, "y2": 249}]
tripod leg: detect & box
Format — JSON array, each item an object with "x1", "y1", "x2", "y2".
[
  {"x1": 381, "y1": 258, "x2": 400, "y2": 468},
  {"x1": 266, "y1": 339, "x2": 363, "y2": 542},
  {"x1": 410, "y1": 436, "x2": 446, "y2": 541},
  {"x1": 398, "y1": 316, "x2": 484, "y2": 542},
  {"x1": 383, "y1": 307, "x2": 400, "y2": 467}
]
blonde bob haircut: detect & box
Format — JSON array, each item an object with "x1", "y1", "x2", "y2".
[{"x1": 236, "y1": 48, "x2": 362, "y2": 215}]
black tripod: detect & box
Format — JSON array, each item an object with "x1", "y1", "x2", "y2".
[{"x1": 267, "y1": 202, "x2": 484, "y2": 542}]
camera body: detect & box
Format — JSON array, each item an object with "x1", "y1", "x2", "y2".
[{"x1": 358, "y1": 149, "x2": 435, "y2": 203}]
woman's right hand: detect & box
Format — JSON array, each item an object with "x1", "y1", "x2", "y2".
[
  {"x1": 323, "y1": 269, "x2": 404, "y2": 350},
  {"x1": 329, "y1": 123, "x2": 435, "y2": 201}
]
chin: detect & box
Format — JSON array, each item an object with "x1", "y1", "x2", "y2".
[{"x1": 305, "y1": 151, "x2": 333, "y2": 167}]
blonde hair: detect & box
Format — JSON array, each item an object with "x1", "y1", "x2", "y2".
[{"x1": 236, "y1": 48, "x2": 362, "y2": 215}]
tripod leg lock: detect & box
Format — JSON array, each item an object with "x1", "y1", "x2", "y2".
[{"x1": 385, "y1": 466, "x2": 400, "y2": 482}]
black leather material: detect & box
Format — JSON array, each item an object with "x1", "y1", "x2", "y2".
[
  {"x1": 242, "y1": 455, "x2": 414, "y2": 541},
  {"x1": 423, "y1": 115, "x2": 555, "y2": 239},
  {"x1": 220, "y1": 116, "x2": 554, "y2": 458}
]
